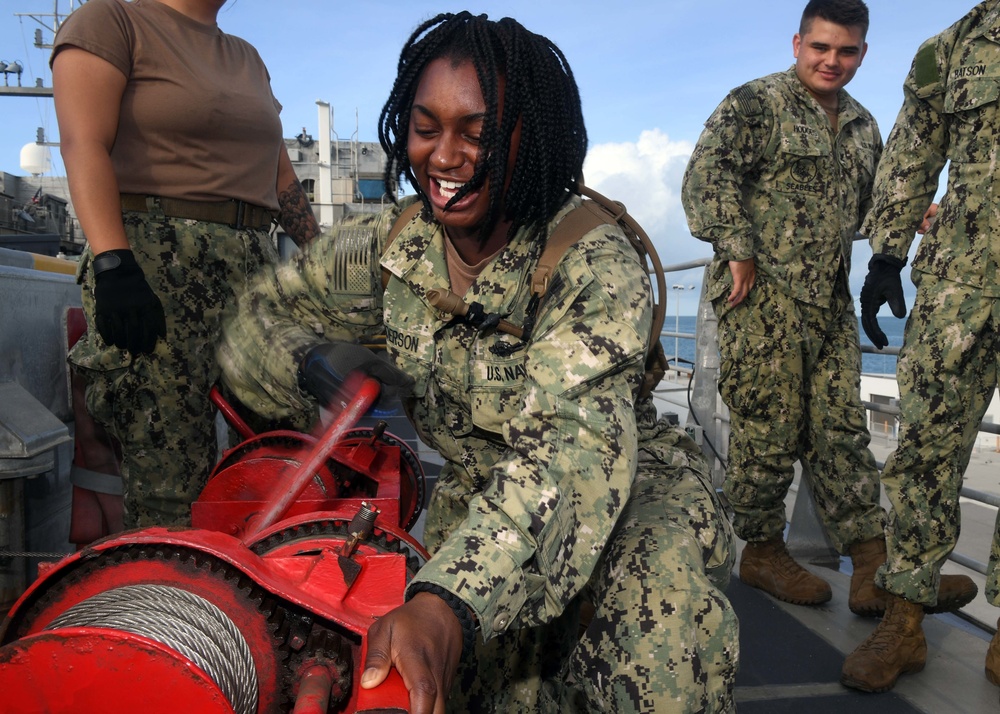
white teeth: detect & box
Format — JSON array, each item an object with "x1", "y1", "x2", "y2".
[{"x1": 438, "y1": 179, "x2": 464, "y2": 199}]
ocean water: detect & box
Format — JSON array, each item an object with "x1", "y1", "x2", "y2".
[{"x1": 662, "y1": 315, "x2": 906, "y2": 377}]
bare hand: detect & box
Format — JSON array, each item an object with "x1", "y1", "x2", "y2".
[
  {"x1": 917, "y1": 203, "x2": 938, "y2": 235},
  {"x1": 361, "y1": 592, "x2": 465, "y2": 714},
  {"x1": 727, "y1": 258, "x2": 756, "y2": 306}
]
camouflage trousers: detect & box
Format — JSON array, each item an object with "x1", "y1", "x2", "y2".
[
  {"x1": 432, "y1": 427, "x2": 738, "y2": 713},
  {"x1": 874, "y1": 273, "x2": 1000, "y2": 606},
  {"x1": 713, "y1": 276, "x2": 884, "y2": 552},
  {"x1": 69, "y1": 205, "x2": 277, "y2": 527}
]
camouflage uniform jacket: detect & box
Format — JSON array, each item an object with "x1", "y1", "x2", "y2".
[
  {"x1": 683, "y1": 67, "x2": 883, "y2": 306},
  {"x1": 863, "y1": 0, "x2": 1000, "y2": 295},
  {"x1": 219, "y1": 195, "x2": 653, "y2": 641}
]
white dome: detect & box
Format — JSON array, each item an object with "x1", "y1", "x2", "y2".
[{"x1": 20, "y1": 142, "x2": 51, "y2": 176}]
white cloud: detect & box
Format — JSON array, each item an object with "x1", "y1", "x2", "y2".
[{"x1": 583, "y1": 128, "x2": 707, "y2": 308}]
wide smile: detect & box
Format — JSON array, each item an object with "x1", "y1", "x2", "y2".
[
  {"x1": 438, "y1": 178, "x2": 464, "y2": 200},
  {"x1": 429, "y1": 177, "x2": 479, "y2": 212}
]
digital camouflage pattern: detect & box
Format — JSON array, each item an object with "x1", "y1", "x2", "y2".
[
  {"x1": 991, "y1": 506, "x2": 1000, "y2": 606},
  {"x1": 861, "y1": 1, "x2": 1000, "y2": 607},
  {"x1": 711, "y1": 278, "x2": 885, "y2": 550},
  {"x1": 876, "y1": 274, "x2": 1000, "y2": 605},
  {"x1": 863, "y1": 1, "x2": 1000, "y2": 294},
  {"x1": 450, "y1": 403, "x2": 738, "y2": 713},
  {"x1": 70, "y1": 206, "x2": 277, "y2": 527},
  {"x1": 682, "y1": 68, "x2": 885, "y2": 549},
  {"x1": 220, "y1": 196, "x2": 738, "y2": 711},
  {"x1": 682, "y1": 67, "x2": 883, "y2": 307},
  {"x1": 569, "y1": 401, "x2": 736, "y2": 713}
]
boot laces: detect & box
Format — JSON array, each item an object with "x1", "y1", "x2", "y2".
[
  {"x1": 771, "y1": 544, "x2": 811, "y2": 579},
  {"x1": 860, "y1": 606, "x2": 916, "y2": 657},
  {"x1": 862, "y1": 622, "x2": 904, "y2": 656}
]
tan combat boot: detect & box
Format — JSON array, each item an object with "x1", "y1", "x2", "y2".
[
  {"x1": 849, "y1": 536, "x2": 978, "y2": 616},
  {"x1": 986, "y1": 619, "x2": 1000, "y2": 686},
  {"x1": 740, "y1": 537, "x2": 832, "y2": 605},
  {"x1": 841, "y1": 595, "x2": 927, "y2": 692},
  {"x1": 849, "y1": 536, "x2": 889, "y2": 617},
  {"x1": 926, "y1": 573, "x2": 978, "y2": 614}
]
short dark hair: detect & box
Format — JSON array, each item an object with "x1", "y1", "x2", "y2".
[
  {"x1": 800, "y1": 0, "x2": 869, "y2": 38},
  {"x1": 378, "y1": 12, "x2": 587, "y2": 243}
]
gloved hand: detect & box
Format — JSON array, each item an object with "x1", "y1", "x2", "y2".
[
  {"x1": 92, "y1": 249, "x2": 167, "y2": 355},
  {"x1": 299, "y1": 341, "x2": 414, "y2": 415},
  {"x1": 860, "y1": 254, "x2": 907, "y2": 350}
]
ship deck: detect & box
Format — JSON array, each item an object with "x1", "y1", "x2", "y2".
[
  {"x1": 727, "y1": 547, "x2": 997, "y2": 713},
  {"x1": 652, "y1": 373, "x2": 999, "y2": 714}
]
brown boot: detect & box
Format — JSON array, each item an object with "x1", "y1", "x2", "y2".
[
  {"x1": 841, "y1": 595, "x2": 927, "y2": 692},
  {"x1": 986, "y1": 620, "x2": 1000, "y2": 686},
  {"x1": 740, "y1": 537, "x2": 832, "y2": 605},
  {"x1": 848, "y1": 536, "x2": 978, "y2": 616},
  {"x1": 849, "y1": 536, "x2": 889, "y2": 617},
  {"x1": 925, "y1": 574, "x2": 978, "y2": 614}
]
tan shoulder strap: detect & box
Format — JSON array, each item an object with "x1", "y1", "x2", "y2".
[
  {"x1": 531, "y1": 199, "x2": 615, "y2": 297},
  {"x1": 531, "y1": 183, "x2": 668, "y2": 398},
  {"x1": 531, "y1": 184, "x2": 665, "y2": 343},
  {"x1": 381, "y1": 201, "x2": 424, "y2": 290}
]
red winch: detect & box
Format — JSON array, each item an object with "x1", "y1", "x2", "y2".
[{"x1": 0, "y1": 378, "x2": 429, "y2": 714}]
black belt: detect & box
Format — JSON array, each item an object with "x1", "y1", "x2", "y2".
[{"x1": 120, "y1": 194, "x2": 275, "y2": 230}]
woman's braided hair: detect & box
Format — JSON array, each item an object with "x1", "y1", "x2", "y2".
[{"x1": 379, "y1": 11, "x2": 587, "y2": 243}]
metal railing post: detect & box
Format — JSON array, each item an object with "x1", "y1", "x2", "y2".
[{"x1": 688, "y1": 270, "x2": 727, "y2": 488}]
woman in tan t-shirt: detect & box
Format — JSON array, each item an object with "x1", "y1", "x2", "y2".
[{"x1": 50, "y1": 0, "x2": 320, "y2": 528}]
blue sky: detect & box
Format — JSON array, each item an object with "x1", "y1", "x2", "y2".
[{"x1": 0, "y1": 0, "x2": 970, "y2": 314}]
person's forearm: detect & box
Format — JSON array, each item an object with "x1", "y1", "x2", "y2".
[
  {"x1": 275, "y1": 149, "x2": 320, "y2": 247},
  {"x1": 276, "y1": 177, "x2": 320, "y2": 247},
  {"x1": 53, "y1": 45, "x2": 129, "y2": 255},
  {"x1": 62, "y1": 141, "x2": 129, "y2": 254},
  {"x1": 866, "y1": 85, "x2": 946, "y2": 256},
  {"x1": 682, "y1": 134, "x2": 759, "y2": 259}
]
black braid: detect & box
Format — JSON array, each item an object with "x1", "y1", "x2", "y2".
[{"x1": 378, "y1": 12, "x2": 587, "y2": 244}]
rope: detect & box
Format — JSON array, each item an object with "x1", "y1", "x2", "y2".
[{"x1": 45, "y1": 584, "x2": 258, "y2": 714}]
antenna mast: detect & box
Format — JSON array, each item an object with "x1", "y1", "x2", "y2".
[{"x1": 2, "y1": 0, "x2": 80, "y2": 97}]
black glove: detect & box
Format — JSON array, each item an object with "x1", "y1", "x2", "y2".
[
  {"x1": 299, "y1": 341, "x2": 414, "y2": 415},
  {"x1": 860, "y1": 253, "x2": 907, "y2": 350},
  {"x1": 92, "y1": 249, "x2": 167, "y2": 355}
]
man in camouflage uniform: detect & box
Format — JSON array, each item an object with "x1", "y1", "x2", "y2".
[
  {"x1": 843, "y1": 0, "x2": 998, "y2": 693},
  {"x1": 222, "y1": 13, "x2": 740, "y2": 710},
  {"x1": 682, "y1": 0, "x2": 894, "y2": 613}
]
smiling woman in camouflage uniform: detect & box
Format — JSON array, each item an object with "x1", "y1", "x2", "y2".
[{"x1": 219, "y1": 11, "x2": 737, "y2": 714}]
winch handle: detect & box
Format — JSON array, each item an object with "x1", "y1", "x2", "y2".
[{"x1": 242, "y1": 376, "x2": 381, "y2": 539}]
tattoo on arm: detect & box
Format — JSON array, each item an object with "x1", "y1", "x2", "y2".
[{"x1": 277, "y1": 179, "x2": 320, "y2": 248}]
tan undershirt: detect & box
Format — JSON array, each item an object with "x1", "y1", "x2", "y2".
[{"x1": 445, "y1": 235, "x2": 506, "y2": 296}]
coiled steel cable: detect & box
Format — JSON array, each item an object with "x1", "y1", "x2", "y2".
[{"x1": 45, "y1": 584, "x2": 258, "y2": 714}]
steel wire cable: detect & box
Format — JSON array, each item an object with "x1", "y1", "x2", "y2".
[{"x1": 45, "y1": 584, "x2": 258, "y2": 714}]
